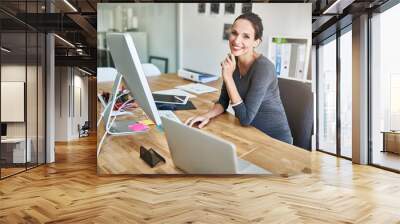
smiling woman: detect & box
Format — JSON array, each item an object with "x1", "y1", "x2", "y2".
[{"x1": 186, "y1": 13, "x2": 293, "y2": 144}]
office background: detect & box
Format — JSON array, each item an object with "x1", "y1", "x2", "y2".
[
  {"x1": 0, "y1": 5, "x2": 46, "y2": 178},
  {"x1": 1, "y1": 1, "x2": 400, "y2": 222},
  {"x1": 180, "y1": 3, "x2": 311, "y2": 78},
  {"x1": 98, "y1": 3, "x2": 312, "y2": 77}
]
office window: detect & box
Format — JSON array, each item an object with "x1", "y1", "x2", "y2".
[
  {"x1": 0, "y1": 1, "x2": 46, "y2": 179},
  {"x1": 318, "y1": 37, "x2": 337, "y2": 154},
  {"x1": 340, "y1": 28, "x2": 352, "y2": 158},
  {"x1": 370, "y1": 3, "x2": 400, "y2": 171},
  {"x1": 1, "y1": 22, "x2": 28, "y2": 178}
]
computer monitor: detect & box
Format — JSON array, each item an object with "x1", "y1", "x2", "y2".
[
  {"x1": 106, "y1": 33, "x2": 162, "y2": 126},
  {"x1": 1, "y1": 123, "x2": 7, "y2": 137}
]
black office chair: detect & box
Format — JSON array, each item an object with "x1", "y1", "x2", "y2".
[
  {"x1": 79, "y1": 121, "x2": 90, "y2": 138},
  {"x1": 278, "y1": 77, "x2": 314, "y2": 150},
  {"x1": 149, "y1": 56, "x2": 169, "y2": 73}
]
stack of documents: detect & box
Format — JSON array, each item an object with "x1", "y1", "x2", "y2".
[
  {"x1": 153, "y1": 88, "x2": 196, "y2": 98},
  {"x1": 175, "y1": 83, "x2": 218, "y2": 95}
]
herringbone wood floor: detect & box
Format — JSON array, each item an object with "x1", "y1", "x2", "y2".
[{"x1": 1, "y1": 135, "x2": 400, "y2": 223}]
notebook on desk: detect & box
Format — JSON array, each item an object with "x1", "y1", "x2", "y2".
[{"x1": 156, "y1": 101, "x2": 196, "y2": 111}]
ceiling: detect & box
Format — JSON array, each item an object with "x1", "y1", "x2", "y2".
[
  {"x1": 311, "y1": 0, "x2": 390, "y2": 43},
  {"x1": 1, "y1": 0, "x2": 98, "y2": 74}
]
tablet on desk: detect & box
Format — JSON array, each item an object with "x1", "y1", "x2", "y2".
[{"x1": 152, "y1": 93, "x2": 189, "y2": 105}]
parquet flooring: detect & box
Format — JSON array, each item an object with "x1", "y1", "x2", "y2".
[
  {"x1": 372, "y1": 150, "x2": 400, "y2": 171},
  {"x1": 1, "y1": 135, "x2": 400, "y2": 223},
  {"x1": 1, "y1": 167, "x2": 26, "y2": 178}
]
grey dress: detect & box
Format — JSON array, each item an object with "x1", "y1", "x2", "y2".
[{"x1": 217, "y1": 55, "x2": 293, "y2": 144}]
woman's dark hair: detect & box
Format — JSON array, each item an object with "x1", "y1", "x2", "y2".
[{"x1": 234, "y1": 13, "x2": 263, "y2": 41}]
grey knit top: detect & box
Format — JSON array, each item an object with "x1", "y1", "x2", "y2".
[{"x1": 217, "y1": 55, "x2": 293, "y2": 144}]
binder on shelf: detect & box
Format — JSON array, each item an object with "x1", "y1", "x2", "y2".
[
  {"x1": 279, "y1": 43, "x2": 291, "y2": 77},
  {"x1": 178, "y1": 68, "x2": 219, "y2": 83}
]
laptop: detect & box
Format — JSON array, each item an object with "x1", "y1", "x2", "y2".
[{"x1": 161, "y1": 116, "x2": 271, "y2": 174}]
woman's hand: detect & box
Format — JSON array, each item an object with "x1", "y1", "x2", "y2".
[
  {"x1": 185, "y1": 115, "x2": 210, "y2": 129},
  {"x1": 221, "y1": 53, "x2": 236, "y2": 80}
]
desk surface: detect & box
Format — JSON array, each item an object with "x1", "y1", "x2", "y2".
[
  {"x1": 1, "y1": 138, "x2": 29, "y2": 143},
  {"x1": 97, "y1": 74, "x2": 311, "y2": 176}
]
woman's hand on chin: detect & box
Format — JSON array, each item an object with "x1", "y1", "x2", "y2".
[{"x1": 221, "y1": 53, "x2": 236, "y2": 80}]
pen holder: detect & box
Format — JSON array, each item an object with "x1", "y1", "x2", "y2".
[{"x1": 140, "y1": 146, "x2": 166, "y2": 168}]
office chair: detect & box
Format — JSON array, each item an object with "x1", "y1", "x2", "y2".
[
  {"x1": 149, "y1": 56, "x2": 168, "y2": 73},
  {"x1": 278, "y1": 77, "x2": 314, "y2": 150},
  {"x1": 79, "y1": 121, "x2": 90, "y2": 138}
]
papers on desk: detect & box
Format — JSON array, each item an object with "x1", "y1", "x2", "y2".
[
  {"x1": 153, "y1": 88, "x2": 196, "y2": 98},
  {"x1": 175, "y1": 83, "x2": 218, "y2": 95}
]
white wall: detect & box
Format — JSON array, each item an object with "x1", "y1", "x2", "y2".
[
  {"x1": 54, "y1": 67, "x2": 89, "y2": 141},
  {"x1": 55, "y1": 67, "x2": 70, "y2": 141},
  {"x1": 98, "y1": 3, "x2": 177, "y2": 72},
  {"x1": 1, "y1": 65, "x2": 26, "y2": 138},
  {"x1": 72, "y1": 74, "x2": 89, "y2": 138},
  {"x1": 2, "y1": 64, "x2": 46, "y2": 164},
  {"x1": 180, "y1": 3, "x2": 312, "y2": 76},
  {"x1": 1, "y1": 65, "x2": 38, "y2": 136},
  {"x1": 76, "y1": 75, "x2": 89, "y2": 123}
]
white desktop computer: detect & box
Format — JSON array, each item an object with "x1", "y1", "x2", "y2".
[{"x1": 106, "y1": 33, "x2": 162, "y2": 126}]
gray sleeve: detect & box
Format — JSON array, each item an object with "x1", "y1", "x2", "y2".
[
  {"x1": 232, "y1": 63, "x2": 275, "y2": 125},
  {"x1": 217, "y1": 82, "x2": 230, "y2": 110}
]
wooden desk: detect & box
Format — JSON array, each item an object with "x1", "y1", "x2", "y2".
[
  {"x1": 97, "y1": 74, "x2": 311, "y2": 176},
  {"x1": 1, "y1": 138, "x2": 32, "y2": 164}
]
